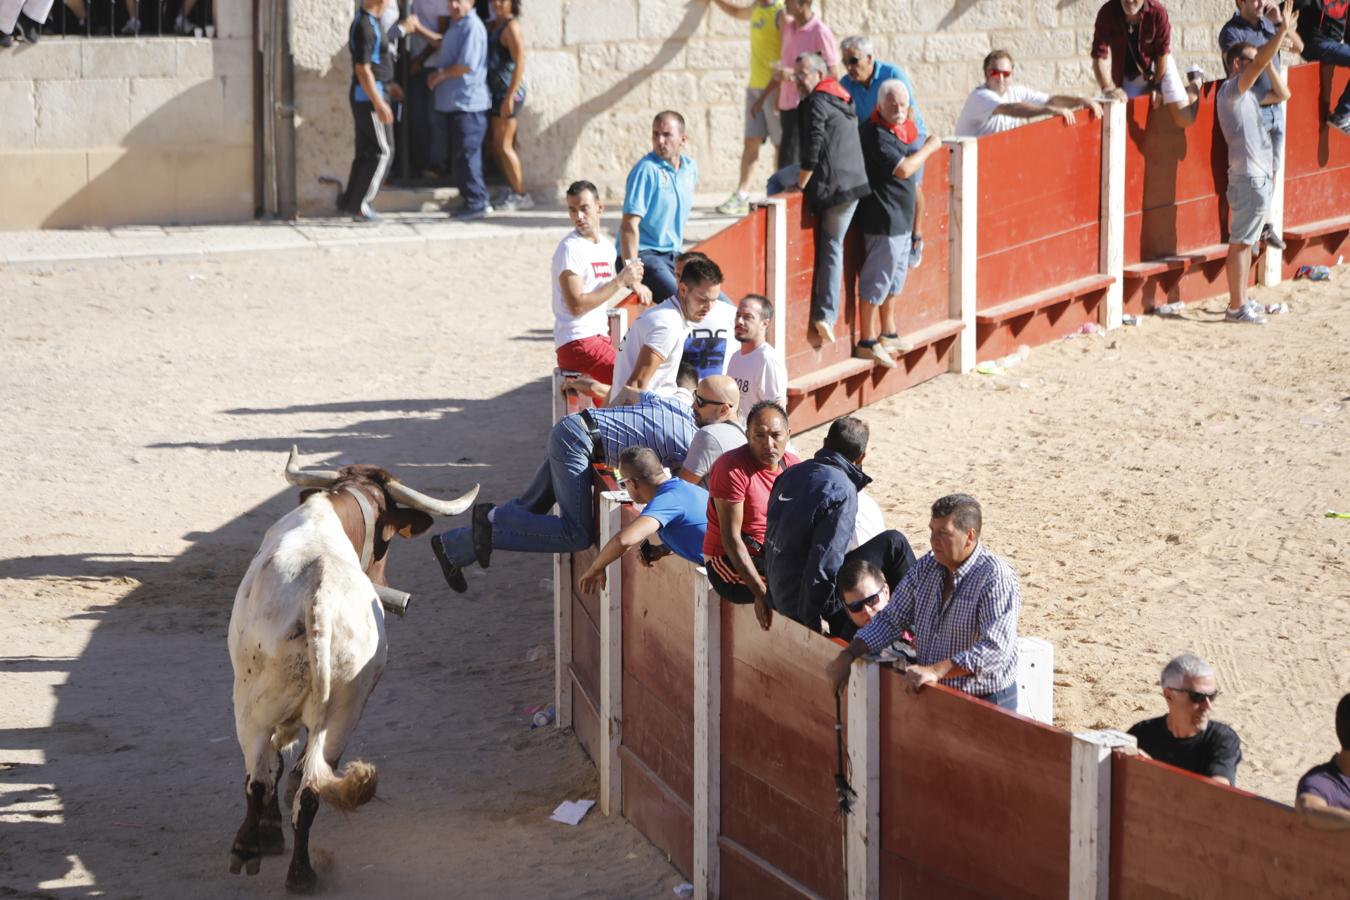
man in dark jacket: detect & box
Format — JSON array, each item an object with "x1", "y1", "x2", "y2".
[
  {"x1": 766, "y1": 52, "x2": 870, "y2": 348},
  {"x1": 762, "y1": 415, "x2": 915, "y2": 633}
]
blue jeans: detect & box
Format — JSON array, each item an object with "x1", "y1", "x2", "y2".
[
  {"x1": 980, "y1": 682, "x2": 1019, "y2": 712},
  {"x1": 1304, "y1": 40, "x2": 1350, "y2": 119},
  {"x1": 439, "y1": 415, "x2": 596, "y2": 565},
  {"x1": 813, "y1": 198, "x2": 858, "y2": 326},
  {"x1": 639, "y1": 250, "x2": 678, "y2": 303},
  {"x1": 442, "y1": 109, "x2": 489, "y2": 211},
  {"x1": 766, "y1": 163, "x2": 799, "y2": 197}
]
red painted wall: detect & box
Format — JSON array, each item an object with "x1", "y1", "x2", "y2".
[{"x1": 1281, "y1": 62, "x2": 1350, "y2": 274}]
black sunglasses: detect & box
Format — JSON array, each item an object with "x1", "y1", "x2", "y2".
[
  {"x1": 843, "y1": 56, "x2": 862, "y2": 66},
  {"x1": 1168, "y1": 686, "x2": 1219, "y2": 704},
  {"x1": 693, "y1": 393, "x2": 725, "y2": 408},
  {"x1": 844, "y1": 587, "x2": 886, "y2": 614}
]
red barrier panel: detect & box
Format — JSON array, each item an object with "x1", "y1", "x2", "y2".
[
  {"x1": 1281, "y1": 62, "x2": 1350, "y2": 274},
  {"x1": 1121, "y1": 83, "x2": 1242, "y2": 313},
  {"x1": 695, "y1": 205, "x2": 769, "y2": 301},
  {"x1": 878, "y1": 673, "x2": 1075, "y2": 897},
  {"x1": 976, "y1": 113, "x2": 1109, "y2": 360},
  {"x1": 718, "y1": 602, "x2": 847, "y2": 899},
  {"x1": 619, "y1": 503, "x2": 697, "y2": 877},
  {"x1": 1110, "y1": 752, "x2": 1349, "y2": 898}
]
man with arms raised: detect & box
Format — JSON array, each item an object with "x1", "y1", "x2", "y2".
[
  {"x1": 725, "y1": 294, "x2": 787, "y2": 426},
  {"x1": 621, "y1": 111, "x2": 700, "y2": 303},
  {"x1": 608, "y1": 257, "x2": 722, "y2": 406},
  {"x1": 1127, "y1": 653, "x2": 1243, "y2": 785},
  {"x1": 826, "y1": 494, "x2": 1021, "y2": 710},
  {"x1": 679, "y1": 374, "x2": 746, "y2": 487},
  {"x1": 955, "y1": 49, "x2": 1103, "y2": 138},
  {"x1": 703, "y1": 401, "x2": 800, "y2": 629},
  {"x1": 552, "y1": 180, "x2": 650, "y2": 388},
  {"x1": 577, "y1": 446, "x2": 708, "y2": 592}
]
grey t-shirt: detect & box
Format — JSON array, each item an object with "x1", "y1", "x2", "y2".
[
  {"x1": 1217, "y1": 76, "x2": 1273, "y2": 179},
  {"x1": 682, "y1": 421, "x2": 747, "y2": 483}
]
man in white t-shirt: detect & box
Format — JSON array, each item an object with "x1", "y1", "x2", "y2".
[
  {"x1": 954, "y1": 49, "x2": 1103, "y2": 138},
  {"x1": 725, "y1": 293, "x2": 788, "y2": 425},
  {"x1": 552, "y1": 180, "x2": 652, "y2": 388},
  {"x1": 608, "y1": 256, "x2": 723, "y2": 406},
  {"x1": 674, "y1": 250, "x2": 738, "y2": 379}
]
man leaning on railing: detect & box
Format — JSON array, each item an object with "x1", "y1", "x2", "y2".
[{"x1": 826, "y1": 493, "x2": 1022, "y2": 711}]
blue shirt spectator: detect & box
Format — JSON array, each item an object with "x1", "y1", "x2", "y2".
[
  {"x1": 636, "y1": 477, "x2": 708, "y2": 564},
  {"x1": 431, "y1": 8, "x2": 489, "y2": 113},
  {"x1": 841, "y1": 57, "x2": 926, "y2": 134},
  {"x1": 623, "y1": 151, "x2": 699, "y2": 255}
]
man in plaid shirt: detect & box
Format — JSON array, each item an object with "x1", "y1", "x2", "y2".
[{"x1": 826, "y1": 493, "x2": 1022, "y2": 710}]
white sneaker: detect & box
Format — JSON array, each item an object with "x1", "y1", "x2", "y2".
[
  {"x1": 120, "y1": 16, "x2": 141, "y2": 33},
  {"x1": 505, "y1": 191, "x2": 534, "y2": 210}
]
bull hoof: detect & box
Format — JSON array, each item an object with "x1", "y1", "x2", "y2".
[
  {"x1": 228, "y1": 847, "x2": 261, "y2": 876},
  {"x1": 259, "y1": 820, "x2": 286, "y2": 856},
  {"x1": 285, "y1": 862, "x2": 318, "y2": 894}
]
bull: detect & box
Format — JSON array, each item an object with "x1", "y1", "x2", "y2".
[{"x1": 227, "y1": 446, "x2": 477, "y2": 893}]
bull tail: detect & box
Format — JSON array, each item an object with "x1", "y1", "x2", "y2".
[{"x1": 300, "y1": 559, "x2": 378, "y2": 812}]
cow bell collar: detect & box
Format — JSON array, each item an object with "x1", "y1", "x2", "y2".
[{"x1": 340, "y1": 484, "x2": 377, "y2": 571}]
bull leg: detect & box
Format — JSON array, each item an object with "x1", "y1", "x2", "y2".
[
  {"x1": 229, "y1": 778, "x2": 265, "y2": 875},
  {"x1": 258, "y1": 751, "x2": 286, "y2": 856},
  {"x1": 285, "y1": 786, "x2": 320, "y2": 894}
]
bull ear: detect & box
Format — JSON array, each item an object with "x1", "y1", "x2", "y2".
[{"x1": 386, "y1": 508, "x2": 434, "y2": 538}]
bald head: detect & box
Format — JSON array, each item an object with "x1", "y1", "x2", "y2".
[{"x1": 695, "y1": 374, "x2": 740, "y2": 426}]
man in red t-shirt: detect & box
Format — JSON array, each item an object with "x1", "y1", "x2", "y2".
[{"x1": 703, "y1": 400, "x2": 799, "y2": 628}]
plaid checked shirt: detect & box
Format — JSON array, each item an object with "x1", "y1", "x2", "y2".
[{"x1": 855, "y1": 543, "x2": 1021, "y2": 696}]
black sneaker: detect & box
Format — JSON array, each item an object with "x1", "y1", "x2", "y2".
[
  {"x1": 0, "y1": 30, "x2": 13, "y2": 47},
  {"x1": 472, "y1": 502, "x2": 494, "y2": 569},
  {"x1": 430, "y1": 534, "x2": 468, "y2": 593},
  {"x1": 18, "y1": 13, "x2": 41, "y2": 43}
]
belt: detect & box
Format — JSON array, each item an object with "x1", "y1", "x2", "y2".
[{"x1": 579, "y1": 409, "x2": 605, "y2": 464}]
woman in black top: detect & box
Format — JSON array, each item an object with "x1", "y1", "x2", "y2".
[{"x1": 487, "y1": 0, "x2": 531, "y2": 208}]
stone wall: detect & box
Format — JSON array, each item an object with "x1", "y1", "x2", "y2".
[
  {"x1": 0, "y1": 2, "x2": 254, "y2": 230},
  {"x1": 293, "y1": 0, "x2": 1235, "y2": 213}
]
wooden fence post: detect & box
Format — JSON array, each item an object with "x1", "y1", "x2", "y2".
[
  {"x1": 693, "y1": 572, "x2": 721, "y2": 900},
  {"x1": 764, "y1": 197, "x2": 789, "y2": 351},
  {"x1": 845, "y1": 660, "x2": 879, "y2": 900},
  {"x1": 1069, "y1": 729, "x2": 1136, "y2": 898},
  {"x1": 1099, "y1": 99, "x2": 1126, "y2": 330},
  {"x1": 947, "y1": 138, "x2": 978, "y2": 373},
  {"x1": 597, "y1": 493, "x2": 624, "y2": 816},
  {"x1": 608, "y1": 306, "x2": 630, "y2": 351},
  {"x1": 551, "y1": 368, "x2": 573, "y2": 731},
  {"x1": 1259, "y1": 112, "x2": 1286, "y2": 288}
]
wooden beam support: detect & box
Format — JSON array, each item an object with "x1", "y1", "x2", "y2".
[
  {"x1": 1099, "y1": 99, "x2": 1126, "y2": 330},
  {"x1": 764, "y1": 197, "x2": 788, "y2": 352},
  {"x1": 1259, "y1": 113, "x2": 1285, "y2": 288},
  {"x1": 551, "y1": 369, "x2": 573, "y2": 730},
  {"x1": 693, "y1": 572, "x2": 721, "y2": 899},
  {"x1": 597, "y1": 494, "x2": 624, "y2": 816},
  {"x1": 1069, "y1": 729, "x2": 1137, "y2": 898},
  {"x1": 845, "y1": 660, "x2": 879, "y2": 900},
  {"x1": 947, "y1": 138, "x2": 977, "y2": 373}
]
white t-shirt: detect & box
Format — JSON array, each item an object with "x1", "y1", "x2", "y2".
[
  {"x1": 953, "y1": 84, "x2": 1051, "y2": 138},
  {"x1": 850, "y1": 490, "x2": 885, "y2": 551},
  {"x1": 551, "y1": 230, "x2": 619, "y2": 348},
  {"x1": 725, "y1": 341, "x2": 788, "y2": 424},
  {"x1": 610, "y1": 297, "x2": 690, "y2": 398}
]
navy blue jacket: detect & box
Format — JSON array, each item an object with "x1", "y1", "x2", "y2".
[{"x1": 762, "y1": 448, "x2": 871, "y2": 627}]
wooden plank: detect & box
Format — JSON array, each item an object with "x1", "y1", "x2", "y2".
[
  {"x1": 720, "y1": 836, "x2": 826, "y2": 900},
  {"x1": 570, "y1": 590, "x2": 600, "y2": 708},
  {"x1": 1110, "y1": 753, "x2": 1350, "y2": 899},
  {"x1": 621, "y1": 745, "x2": 695, "y2": 878},
  {"x1": 570, "y1": 665, "x2": 601, "y2": 765},
  {"x1": 949, "y1": 137, "x2": 978, "y2": 373},
  {"x1": 598, "y1": 495, "x2": 623, "y2": 815},
  {"x1": 1283, "y1": 213, "x2": 1350, "y2": 241},
  {"x1": 845, "y1": 660, "x2": 878, "y2": 900},
  {"x1": 693, "y1": 573, "x2": 721, "y2": 900},
  {"x1": 974, "y1": 274, "x2": 1115, "y2": 326},
  {"x1": 878, "y1": 672, "x2": 1075, "y2": 898},
  {"x1": 1122, "y1": 257, "x2": 1187, "y2": 280},
  {"x1": 1069, "y1": 730, "x2": 1135, "y2": 899},
  {"x1": 785, "y1": 357, "x2": 874, "y2": 397},
  {"x1": 553, "y1": 551, "x2": 572, "y2": 730},
  {"x1": 898, "y1": 317, "x2": 963, "y2": 350},
  {"x1": 1100, "y1": 99, "x2": 1126, "y2": 329}
]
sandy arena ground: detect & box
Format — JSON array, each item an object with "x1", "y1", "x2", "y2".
[{"x1": 1, "y1": 222, "x2": 1347, "y2": 898}]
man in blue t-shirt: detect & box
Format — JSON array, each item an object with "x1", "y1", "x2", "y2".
[
  {"x1": 839, "y1": 35, "x2": 929, "y2": 267},
  {"x1": 578, "y1": 446, "x2": 709, "y2": 592},
  {"x1": 620, "y1": 110, "x2": 700, "y2": 304}
]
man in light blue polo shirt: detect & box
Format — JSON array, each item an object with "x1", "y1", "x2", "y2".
[
  {"x1": 839, "y1": 35, "x2": 930, "y2": 268},
  {"x1": 620, "y1": 110, "x2": 700, "y2": 303},
  {"x1": 427, "y1": 0, "x2": 491, "y2": 219}
]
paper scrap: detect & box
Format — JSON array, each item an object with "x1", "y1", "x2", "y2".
[
  {"x1": 673, "y1": 883, "x2": 694, "y2": 897},
  {"x1": 549, "y1": 799, "x2": 595, "y2": 826}
]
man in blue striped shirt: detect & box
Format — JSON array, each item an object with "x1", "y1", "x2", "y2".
[
  {"x1": 430, "y1": 370, "x2": 721, "y2": 592},
  {"x1": 826, "y1": 494, "x2": 1022, "y2": 709}
]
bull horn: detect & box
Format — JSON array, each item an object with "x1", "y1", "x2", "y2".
[
  {"x1": 284, "y1": 445, "x2": 342, "y2": 488},
  {"x1": 386, "y1": 479, "x2": 479, "y2": 517}
]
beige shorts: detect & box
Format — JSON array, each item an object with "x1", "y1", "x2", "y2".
[
  {"x1": 1123, "y1": 60, "x2": 1189, "y2": 107},
  {"x1": 745, "y1": 87, "x2": 783, "y2": 143}
]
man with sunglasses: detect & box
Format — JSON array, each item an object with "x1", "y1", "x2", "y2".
[
  {"x1": 1127, "y1": 653, "x2": 1243, "y2": 786},
  {"x1": 577, "y1": 446, "x2": 709, "y2": 593},
  {"x1": 954, "y1": 49, "x2": 1104, "y2": 138},
  {"x1": 680, "y1": 375, "x2": 746, "y2": 487},
  {"x1": 826, "y1": 494, "x2": 1021, "y2": 710}
]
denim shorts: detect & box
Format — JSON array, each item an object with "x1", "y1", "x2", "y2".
[
  {"x1": 858, "y1": 232, "x2": 913, "y2": 303},
  {"x1": 1227, "y1": 174, "x2": 1271, "y2": 246}
]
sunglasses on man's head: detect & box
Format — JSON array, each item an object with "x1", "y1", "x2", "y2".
[
  {"x1": 844, "y1": 587, "x2": 886, "y2": 614},
  {"x1": 693, "y1": 393, "x2": 725, "y2": 408},
  {"x1": 1168, "y1": 686, "x2": 1219, "y2": 704}
]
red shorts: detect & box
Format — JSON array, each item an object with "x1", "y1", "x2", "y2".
[{"x1": 556, "y1": 335, "x2": 616, "y2": 384}]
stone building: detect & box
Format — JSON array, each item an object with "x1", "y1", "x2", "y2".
[{"x1": 1, "y1": 0, "x2": 1236, "y2": 228}]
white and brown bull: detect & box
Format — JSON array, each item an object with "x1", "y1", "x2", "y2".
[{"x1": 227, "y1": 446, "x2": 477, "y2": 893}]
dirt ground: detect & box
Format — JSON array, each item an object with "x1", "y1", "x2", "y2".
[{"x1": 1, "y1": 225, "x2": 1347, "y2": 898}]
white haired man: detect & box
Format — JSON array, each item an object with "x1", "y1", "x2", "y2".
[
  {"x1": 1127, "y1": 653, "x2": 1243, "y2": 785},
  {"x1": 855, "y1": 79, "x2": 943, "y2": 367},
  {"x1": 954, "y1": 49, "x2": 1103, "y2": 138}
]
